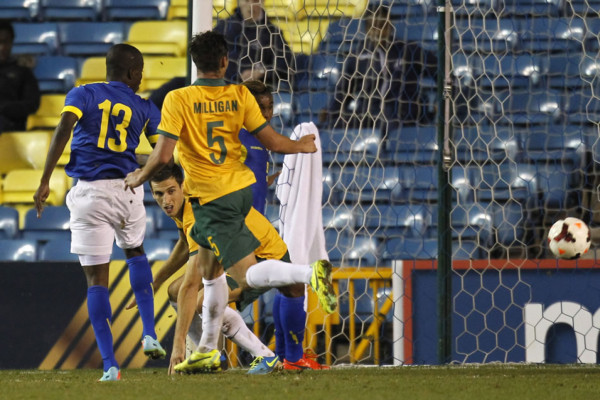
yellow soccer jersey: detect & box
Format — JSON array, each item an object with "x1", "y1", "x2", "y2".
[
  {"x1": 158, "y1": 79, "x2": 269, "y2": 204},
  {"x1": 175, "y1": 200, "x2": 287, "y2": 260}
]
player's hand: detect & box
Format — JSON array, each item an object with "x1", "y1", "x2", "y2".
[
  {"x1": 168, "y1": 346, "x2": 185, "y2": 375},
  {"x1": 266, "y1": 171, "x2": 281, "y2": 186},
  {"x1": 33, "y1": 183, "x2": 50, "y2": 218},
  {"x1": 124, "y1": 168, "x2": 145, "y2": 193},
  {"x1": 297, "y1": 134, "x2": 317, "y2": 153}
]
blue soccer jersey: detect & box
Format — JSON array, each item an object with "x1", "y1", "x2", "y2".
[
  {"x1": 239, "y1": 128, "x2": 269, "y2": 215},
  {"x1": 63, "y1": 81, "x2": 160, "y2": 181}
]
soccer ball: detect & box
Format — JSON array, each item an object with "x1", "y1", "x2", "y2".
[{"x1": 547, "y1": 217, "x2": 591, "y2": 259}]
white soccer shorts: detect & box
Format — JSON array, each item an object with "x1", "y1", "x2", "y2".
[{"x1": 66, "y1": 179, "x2": 146, "y2": 257}]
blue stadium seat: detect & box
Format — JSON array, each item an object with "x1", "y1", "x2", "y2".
[
  {"x1": 0, "y1": 206, "x2": 20, "y2": 239},
  {"x1": 502, "y1": 0, "x2": 566, "y2": 16},
  {"x1": 454, "y1": 125, "x2": 521, "y2": 163},
  {"x1": 142, "y1": 238, "x2": 174, "y2": 261},
  {"x1": 326, "y1": 231, "x2": 379, "y2": 267},
  {"x1": 12, "y1": 22, "x2": 59, "y2": 56},
  {"x1": 318, "y1": 18, "x2": 363, "y2": 54},
  {"x1": 398, "y1": 165, "x2": 438, "y2": 202},
  {"x1": 532, "y1": 163, "x2": 579, "y2": 210},
  {"x1": 40, "y1": 0, "x2": 103, "y2": 20},
  {"x1": 478, "y1": 54, "x2": 543, "y2": 90},
  {"x1": 520, "y1": 125, "x2": 585, "y2": 168},
  {"x1": 0, "y1": 0, "x2": 39, "y2": 21},
  {"x1": 39, "y1": 238, "x2": 78, "y2": 262},
  {"x1": 336, "y1": 166, "x2": 401, "y2": 204},
  {"x1": 383, "y1": 125, "x2": 437, "y2": 164},
  {"x1": 59, "y1": 22, "x2": 126, "y2": 57},
  {"x1": 453, "y1": 18, "x2": 520, "y2": 54},
  {"x1": 563, "y1": 90, "x2": 600, "y2": 126},
  {"x1": 22, "y1": 206, "x2": 70, "y2": 243},
  {"x1": 382, "y1": 237, "x2": 437, "y2": 260},
  {"x1": 468, "y1": 162, "x2": 536, "y2": 204},
  {"x1": 519, "y1": 18, "x2": 585, "y2": 53},
  {"x1": 322, "y1": 203, "x2": 359, "y2": 231},
  {"x1": 154, "y1": 206, "x2": 179, "y2": 240},
  {"x1": 394, "y1": 16, "x2": 438, "y2": 52},
  {"x1": 540, "y1": 53, "x2": 587, "y2": 89},
  {"x1": 0, "y1": 239, "x2": 37, "y2": 261},
  {"x1": 296, "y1": 91, "x2": 330, "y2": 123},
  {"x1": 104, "y1": 0, "x2": 169, "y2": 20},
  {"x1": 568, "y1": 0, "x2": 600, "y2": 15},
  {"x1": 448, "y1": 203, "x2": 494, "y2": 247},
  {"x1": 295, "y1": 53, "x2": 341, "y2": 92},
  {"x1": 451, "y1": 0, "x2": 499, "y2": 17},
  {"x1": 453, "y1": 240, "x2": 483, "y2": 260},
  {"x1": 493, "y1": 200, "x2": 527, "y2": 247},
  {"x1": 33, "y1": 56, "x2": 78, "y2": 94},
  {"x1": 144, "y1": 205, "x2": 158, "y2": 239},
  {"x1": 271, "y1": 91, "x2": 295, "y2": 134},
  {"x1": 360, "y1": 204, "x2": 431, "y2": 238},
  {"x1": 320, "y1": 128, "x2": 381, "y2": 164},
  {"x1": 492, "y1": 89, "x2": 563, "y2": 125}
]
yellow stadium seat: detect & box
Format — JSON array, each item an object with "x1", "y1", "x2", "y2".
[
  {"x1": 213, "y1": 0, "x2": 237, "y2": 19},
  {"x1": 274, "y1": 18, "x2": 329, "y2": 54},
  {"x1": 139, "y1": 56, "x2": 187, "y2": 93},
  {"x1": 2, "y1": 168, "x2": 71, "y2": 227},
  {"x1": 26, "y1": 94, "x2": 66, "y2": 131},
  {"x1": 75, "y1": 57, "x2": 106, "y2": 87},
  {"x1": 136, "y1": 134, "x2": 154, "y2": 155},
  {"x1": 264, "y1": 0, "x2": 367, "y2": 20},
  {"x1": 264, "y1": 0, "x2": 297, "y2": 19},
  {"x1": 57, "y1": 136, "x2": 73, "y2": 167},
  {"x1": 127, "y1": 21, "x2": 188, "y2": 57},
  {"x1": 168, "y1": 0, "x2": 189, "y2": 19},
  {"x1": 0, "y1": 130, "x2": 53, "y2": 175}
]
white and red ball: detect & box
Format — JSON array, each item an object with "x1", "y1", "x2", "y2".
[{"x1": 547, "y1": 217, "x2": 591, "y2": 259}]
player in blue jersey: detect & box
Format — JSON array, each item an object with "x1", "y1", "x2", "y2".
[
  {"x1": 33, "y1": 44, "x2": 166, "y2": 382},
  {"x1": 240, "y1": 80, "x2": 328, "y2": 370}
]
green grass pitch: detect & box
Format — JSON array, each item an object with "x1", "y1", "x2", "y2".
[{"x1": 3, "y1": 365, "x2": 600, "y2": 400}]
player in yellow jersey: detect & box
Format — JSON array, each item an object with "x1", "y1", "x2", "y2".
[
  {"x1": 124, "y1": 31, "x2": 337, "y2": 374},
  {"x1": 142, "y1": 164, "x2": 285, "y2": 374}
]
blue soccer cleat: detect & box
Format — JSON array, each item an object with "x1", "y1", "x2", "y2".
[{"x1": 247, "y1": 355, "x2": 282, "y2": 375}]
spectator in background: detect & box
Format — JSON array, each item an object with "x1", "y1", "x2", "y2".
[
  {"x1": 319, "y1": 4, "x2": 437, "y2": 130},
  {"x1": 214, "y1": 0, "x2": 295, "y2": 90},
  {"x1": 0, "y1": 20, "x2": 40, "y2": 133}
]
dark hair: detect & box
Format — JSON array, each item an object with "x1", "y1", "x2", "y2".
[
  {"x1": 106, "y1": 43, "x2": 143, "y2": 79},
  {"x1": 0, "y1": 20, "x2": 15, "y2": 40},
  {"x1": 150, "y1": 163, "x2": 184, "y2": 187},
  {"x1": 241, "y1": 80, "x2": 272, "y2": 99},
  {"x1": 189, "y1": 30, "x2": 228, "y2": 73}
]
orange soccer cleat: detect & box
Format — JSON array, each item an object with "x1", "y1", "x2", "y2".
[{"x1": 283, "y1": 350, "x2": 330, "y2": 370}]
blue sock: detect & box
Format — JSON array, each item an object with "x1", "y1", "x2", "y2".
[
  {"x1": 272, "y1": 292, "x2": 285, "y2": 360},
  {"x1": 87, "y1": 285, "x2": 118, "y2": 371},
  {"x1": 127, "y1": 254, "x2": 156, "y2": 339},
  {"x1": 280, "y1": 294, "x2": 306, "y2": 363}
]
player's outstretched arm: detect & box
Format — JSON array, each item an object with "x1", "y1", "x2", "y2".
[
  {"x1": 34, "y1": 112, "x2": 78, "y2": 218},
  {"x1": 124, "y1": 135, "x2": 176, "y2": 192},
  {"x1": 255, "y1": 125, "x2": 317, "y2": 154}
]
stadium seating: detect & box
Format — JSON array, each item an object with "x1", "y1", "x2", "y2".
[
  {"x1": 271, "y1": 92, "x2": 295, "y2": 133},
  {"x1": 453, "y1": 18, "x2": 520, "y2": 54},
  {"x1": 381, "y1": 236, "x2": 437, "y2": 260},
  {"x1": 322, "y1": 203, "x2": 359, "y2": 231},
  {"x1": 568, "y1": 0, "x2": 600, "y2": 15},
  {"x1": 154, "y1": 206, "x2": 179, "y2": 240},
  {"x1": 320, "y1": 128, "x2": 380, "y2": 164},
  {"x1": 274, "y1": 18, "x2": 329, "y2": 54},
  {"x1": 335, "y1": 166, "x2": 401, "y2": 204},
  {"x1": 0, "y1": 130, "x2": 52, "y2": 175},
  {"x1": 2, "y1": 168, "x2": 70, "y2": 208},
  {"x1": 478, "y1": 54, "x2": 543, "y2": 90},
  {"x1": 0, "y1": 0, "x2": 40, "y2": 21},
  {"x1": 360, "y1": 203, "x2": 431, "y2": 238},
  {"x1": 139, "y1": 56, "x2": 186, "y2": 92},
  {"x1": 502, "y1": 0, "x2": 566, "y2": 17},
  {"x1": 383, "y1": 125, "x2": 437, "y2": 164},
  {"x1": 295, "y1": 53, "x2": 341, "y2": 92},
  {"x1": 398, "y1": 165, "x2": 438, "y2": 203},
  {"x1": 75, "y1": 57, "x2": 105, "y2": 87},
  {"x1": 326, "y1": 230, "x2": 379, "y2": 266},
  {"x1": 520, "y1": 125, "x2": 585, "y2": 168},
  {"x1": 394, "y1": 16, "x2": 439, "y2": 52},
  {"x1": 167, "y1": 0, "x2": 188, "y2": 20},
  {"x1": 22, "y1": 206, "x2": 70, "y2": 243},
  {"x1": 140, "y1": 238, "x2": 173, "y2": 261},
  {"x1": 539, "y1": 53, "x2": 587, "y2": 89},
  {"x1": 59, "y1": 22, "x2": 126, "y2": 57},
  {"x1": 563, "y1": 90, "x2": 600, "y2": 126},
  {"x1": 40, "y1": 0, "x2": 103, "y2": 21},
  {"x1": 492, "y1": 200, "x2": 527, "y2": 248},
  {"x1": 104, "y1": 0, "x2": 169, "y2": 21},
  {"x1": 0, "y1": 239, "x2": 37, "y2": 261},
  {"x1": 12, "y1": 22, "x2": 59, "y2": 56},
  {"x1": 126, "y1": 20, "x2": 188, "y2": 57},
  {"x1": 26, "y1": 94, "x2": 66, "y2": 130},
  {"x1": 0, "y1": 206, "x2": 20, "y2": 239},
  {"x1": 33, "y1": 56, "x2": 78, "y2": 93},
  {"x1": 38, "y1": 238, "x2": 78, "y2": 262},
  {"x1": 454, "y1": 125, "x2": 521, "y2": 163},
  {"x1": 318, "y1": 18, "x2": 363, "y2": 54},
  {"x1": 519, "y1": 17, "x2": 586, "y2": 53}
]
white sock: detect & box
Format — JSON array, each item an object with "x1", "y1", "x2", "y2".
[
  {"x1": 170, "y1": 300, "x2": 202, "y2": 347},
  {"x1": 197, "y1": 274, "x2": 228, "y2": 353},
  {"x1": 221, "y1": 307, "x2": 274, "y2": 358},
  {"x1": 245, "y1": 259, "x2": 312, "y2": 288}
]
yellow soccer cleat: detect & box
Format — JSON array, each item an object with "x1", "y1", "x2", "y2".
[
  {"x1": 174, "y1": 349, "x2": 222, "y2": 374},
  {"x1": 309, "y1": 260, "x2": 337, "y2": 314}
]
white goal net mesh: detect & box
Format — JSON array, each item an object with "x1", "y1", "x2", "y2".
[{"x1": 212, "y1": 0, "x2": 600, "y2": 366}]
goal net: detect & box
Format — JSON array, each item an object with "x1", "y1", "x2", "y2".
[{"x1": 210, "y1": 0, "x2": 600, "y2": 366}]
